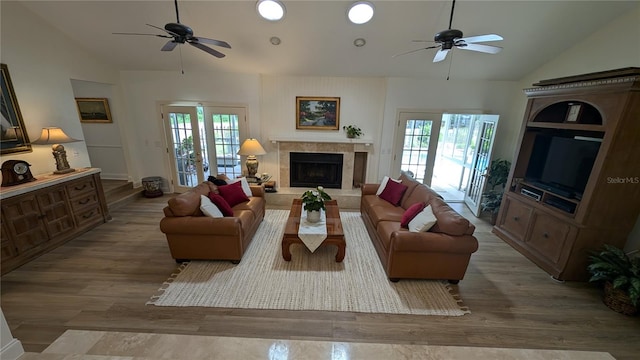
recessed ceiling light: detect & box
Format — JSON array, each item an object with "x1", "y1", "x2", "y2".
[
  {"x1": 354, "y1": 38, "x2": 366, "y2": 47},
  {"x1": 257, "y1": 0, "x2": 286, "y2": 21},
  {"x1": 348, "y1": 1, "x2": 374, "y2": 24}
]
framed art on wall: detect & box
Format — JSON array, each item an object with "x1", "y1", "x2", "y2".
[
  {"x1": 1, "y1": 63, "x2": 32, "y2": 155},
  {"x1": 296, "y1": 96, "x2": 340, "y2": 130},
  {"x1": 76, "y1": 98, "x2": 112, "y2": 123}
]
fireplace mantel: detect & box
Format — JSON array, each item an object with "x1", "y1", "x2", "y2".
[{"x1": 270, "y1": 136, "x2": 373, "y2": 147}]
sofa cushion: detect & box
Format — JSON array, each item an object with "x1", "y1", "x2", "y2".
[
  {"x1": 376, "y1": 176, "x2": 401, "y2": 195},
  {"x1": 228, "y1": 177, "x2": 252, "y2": 198},
  {"x1": 200, "y1": 195, "x2": 223, "y2": 218},
  {"x1": 429, "y1": 198, "x2": 473, "y2": 236},
  {"x1": 401, "y1": 202, "x2": 426, "y2": 228},
  {"x1": 218, "y1": 181, "x2": 250, "y2": 207},
  {"x1": 379, "y1": 179, "x2": 408, "y2": 206},
  {"x1": 408, "y1": 205, "x2": 437, "y2": 232},
  {"x1": 362, "y1": 195, "x2": 405, "y2": 224},
  {"x1": 167, "y1": 182, "x2": 219, "y2": 217},
  {"x1": 208, "y1": 192, "x2": 234, "y2": 217},
  {"x1": 402, "y1": 183, "x2": 441, "y2": 210},
  {"x1": 398, "y1": 171, "x2": 421, "y2": 208}
]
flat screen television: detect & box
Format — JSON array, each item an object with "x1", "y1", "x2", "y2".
[{"x1": 525, "y1": 134, "x2": 601, "y2": 198}]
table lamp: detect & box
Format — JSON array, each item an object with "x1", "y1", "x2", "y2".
[
  {"x1": 237, "y1": 138, "x2": 266, "y2": 179},
  {"x1": 32, "y1": 127, "x2": 80, "y2": 174}
]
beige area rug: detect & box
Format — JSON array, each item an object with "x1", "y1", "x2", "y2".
[{"x1": 148, "y1": 210, "x2": 469, "y2": 316}]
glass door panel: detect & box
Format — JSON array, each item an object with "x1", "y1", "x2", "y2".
[
  {"x1": 393, "y1": 112, "x2": 442, "y2": 185},
  {"x1": 464, "y1": 115, "x2": 499, "y2": 216},
  {"x1": 203, "y1": 107, "x2": 246, "y2": 180}
]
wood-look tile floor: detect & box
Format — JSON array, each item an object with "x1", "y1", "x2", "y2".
[{"x1": 2, "y1": 195, "x2": 639, "y2": 359}]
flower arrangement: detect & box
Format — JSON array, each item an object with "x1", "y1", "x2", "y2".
[
  {"x1": 301, "y1": 186, "x2": 332, "y2": 212},
  {"x1": 343, "y1": 125, "x2": 364, "y2": 138}
]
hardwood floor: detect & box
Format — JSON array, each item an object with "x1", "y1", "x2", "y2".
[{"x1": 1, "y1": 195, "x2": 638, "y2": 359}]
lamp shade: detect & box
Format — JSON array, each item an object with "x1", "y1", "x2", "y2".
[
  {"x1": 32, "y1": 127, "x2": 79, "y2": 145},
  {"x1": 237, "y1": 138, "x2": 266, "y2": 156}
]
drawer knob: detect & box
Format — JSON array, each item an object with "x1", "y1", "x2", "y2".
[
  {"x1": 79, "y1": 199, "x2": 90, "y2": 205},
  {"x1": 543, "y1": 232, "x2": 549, "y2": 238},
  {"x1": 82, "y1": 211, "x2": 94, "y2": 219},
  {"x1": 74, "y1": 184, "x2": 87, "y2": 191},
  {"x1": 513, "y1": 216, "x2": 519, "y2": 221}
]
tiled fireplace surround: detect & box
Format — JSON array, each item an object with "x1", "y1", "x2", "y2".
[{"x1": 276, "y1": 140, "x2": 371, "y2": 190}]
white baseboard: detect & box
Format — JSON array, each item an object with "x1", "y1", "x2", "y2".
[
  {"x1": 100, "y1": 173, "x2": 129, "y2": 180},
  {"x1": 1, "y1": 338, "x2": 24, "y2": 360}
]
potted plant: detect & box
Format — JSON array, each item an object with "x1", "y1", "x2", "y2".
[
  {"x1": 301, "y1": 186, "x2": 332, "y2": 223},
  {"x1": 481, "y1": 158, "x2": 511, "y2": 224},
  {"x1": 588, "y1": 245, "x2": 639, "y2": 316},
  {"x1": 343, "y1": 125, "x2": 363, "y2": 138}
]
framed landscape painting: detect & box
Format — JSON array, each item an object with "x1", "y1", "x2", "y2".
[
  {"x1": 296, "y1": 96, "x2": 340, "y2": 130},
  {"x1": 76, "y1": 98, "x2": 112, "y2": 123},
  {"x1": 1, "y1": 63, "x2": 32, "y2": 155}
]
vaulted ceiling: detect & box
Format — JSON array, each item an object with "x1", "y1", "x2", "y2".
[{"x1": 14, "y1": 1, "x2": 638, "y2": 81}]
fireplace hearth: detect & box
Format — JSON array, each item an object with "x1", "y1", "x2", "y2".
[{"x1": 290, "y1": 152, "x2": 343, "y2": 189}]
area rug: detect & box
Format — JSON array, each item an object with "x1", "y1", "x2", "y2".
[{"x1": 148, "y1": 210, "x2": 469, "y2": 316}]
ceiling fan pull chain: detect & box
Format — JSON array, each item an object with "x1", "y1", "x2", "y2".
[{"x1": 179, "y1": 45, "x2": 185, "y2": 74}]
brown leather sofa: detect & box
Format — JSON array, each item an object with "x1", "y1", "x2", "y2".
[
  {"x1": 160, "y1": 181, "x2": 266, "y2": 263},
  {"x1": 360, "y1": 171, "x2": 478, "y2": 283}
]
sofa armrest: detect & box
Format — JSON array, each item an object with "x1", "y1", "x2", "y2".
[
  {"x1": 160, "y1": 216, "x2": 241, "y2": 236},
  {"x1": 389, "y1": 230, "x2": 479, "y2": 254},
  {"x1": 362, "y1": 183, "x2": 379, "y2": 196},
  {"x1": 250, "y1": 185, "x2": 265, "y2": 197}
]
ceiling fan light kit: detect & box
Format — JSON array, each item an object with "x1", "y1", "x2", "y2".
[
  {"x1": 347, "y1": 1, "x2": 375, "y2": 24},
  {"x1": 257, "y1": 0, "x2": 286, "y2": 21}
]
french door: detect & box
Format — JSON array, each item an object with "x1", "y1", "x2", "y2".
[
  {"x1": 163, "y1": 105, "x2": 246, "y2": 193},
  {"x1": 463, "y1": 115, "x2": 499, "y2": 216},
  {"x1": 392, "y1": 112, "x2": 442, "y2": 185}
]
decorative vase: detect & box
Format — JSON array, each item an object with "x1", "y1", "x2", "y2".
[
  {"x1": 347, "y1": 133, "x2": 355, "y2": 139},
  {"x1": 307, "y1": 210, "x2": 321, "y2": 223}
]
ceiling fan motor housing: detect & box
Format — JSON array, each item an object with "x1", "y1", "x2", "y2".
[
  {"x1": 165, "y1": 22, "x2": 193, "y2": 37},
  {"x1": 434, "y1": 29, "x2": 463, "y2": 43}
]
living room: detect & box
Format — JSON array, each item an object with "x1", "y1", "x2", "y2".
[{"x1": 2, "y1": 1, "x2": 639, "y2": 359}]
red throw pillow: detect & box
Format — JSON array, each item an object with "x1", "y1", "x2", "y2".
[
  {"x1": 217, "y1": 181, "x2": 250, "y2": 207},
  {"x1": 401, "y1": 202, "x2": 426, "y2": 228},
  {"x1": 378, "y1": 179, "x2": 408, "y2": 206},
  {"x1": 208, "y1": 192, "x2": 234, "y2": 217}
]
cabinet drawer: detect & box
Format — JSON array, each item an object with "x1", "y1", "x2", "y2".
[
  {"x1": 527, "y1": 212, "x2": 576, "y2": 265},
  {"x1": 66, "y1": 177, "x2": 97, "y2": 198},
  {"x1": 74, "y1": 206, "x2": 103, "y2": 227},
  {"x1": 70, "y1": 193, "x2": 99, "y2": 211},
  {"x1": 499, "y1": 197, "x2": 533, "y2": 240}
]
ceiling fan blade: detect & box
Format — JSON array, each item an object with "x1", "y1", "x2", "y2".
[
  {"x1": 458, "y1": 34, "x2": 503, "y2": 43},
  {"x1": 458, "y1": 43, "x2": 503, "y2": 54},
  {"x1": 146, "y1": 23, "x2": 177, "y2": 36},
  {"x1": 193, "y1": 37, "x2": 231, "y2": 49},
  {"x1": 113, "y1": 32, "x2": 172, "y2": 39},
  {"x1": 161, "y1": 41, "x2": 178, "y2": 51},
  {"x1": 393, "y1": 45, "x2": 440, "y2": 58},
  {"x1": 433, "y1": 48, "x2": 450, "y2": 62},
  {"x1": 189, "y1": 41, "x2": 226, "y2": 58}
]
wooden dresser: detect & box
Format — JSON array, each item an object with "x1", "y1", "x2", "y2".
[{"x1": 0, "y1": 167, "x2": 110, "y2": 275}]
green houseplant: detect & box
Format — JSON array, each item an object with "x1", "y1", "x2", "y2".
[
  {"x1": 343, "y1": 125, "x2": 363, "y2": 138},
  {"x1": 481, "y1": 158, "x2": 511, "y2": 223},
  {"x1": 588, "y1": 245, "x2": 639, "y2": 315},
  {"x1": 301, "y1": 186, "x2": 332, "y2": 222}
]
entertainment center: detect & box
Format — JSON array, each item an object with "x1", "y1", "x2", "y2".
[{"x1": 493, "y1": 68, "x2": 640, "y2": 281}]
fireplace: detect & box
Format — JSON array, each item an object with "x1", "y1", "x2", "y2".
[{"x1": 290, "y1": 152, "x2": 343, "y2": 189}]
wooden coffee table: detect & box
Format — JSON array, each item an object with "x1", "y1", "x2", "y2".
[{"x1": 282, "y1": 198, "x2": 345, "y2": 262}]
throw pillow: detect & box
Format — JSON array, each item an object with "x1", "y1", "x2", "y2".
[
  {"x1": 378, "y1": 179, "x2": 408, "y2": 206},
  {"x1": 408, "y1": 205, "x2": 438, "y2": 232},
  {"x1": 218, "y1": 181, "x2": 250, "y2": 207},
  {"x1": 208, "y1": 192, "x2": 234, "y2": 217},
  {"x1": 376, "y1": 176, "x2": 401, "y2": 195},
  {"x1": 228, "y1": 177, "x2": 252, "y2": 197},
  {"x1": 200, "y1": 195, "x2": 223, "y2": 218},
  {"x1": 400, "y1": 202, "x2": 426, "y2": 228},
  {"x1": 208, "y1": 175, "x2": 227, "y2": 186}
]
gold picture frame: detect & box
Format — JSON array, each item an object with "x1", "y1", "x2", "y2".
[
  {"x1": 296, "y1": 96, "x2": 340, "y2": 130},
  {"x1": 76, "y1": 98, "x2": 112, "y2": 123},
  {"x1": 1, "y1": 63, "x2": 32, "y2": 155}
]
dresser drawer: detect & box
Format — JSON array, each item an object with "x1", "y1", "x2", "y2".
[
  {"x1": 74, "y1": 206, "x2": 103, "y2": 227},
  {"x1": 69, "y1": 193, "x2": 99, "y2": 212},
  {"x1": 66, "y1": 177, "x2": 98, "y2": 198},
  {"x1": 528, "y1": 212, "x2": 577, "y2": 265},
  {"x1": 499, "y1": 196, "x2": 533, "y2": 241}
]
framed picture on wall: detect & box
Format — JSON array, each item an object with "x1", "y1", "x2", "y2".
[
  {"x1": 75, "y1": 98, "x2": 112, "y2": 123},
  {"x1": 296, "y1": 96, "x2": 340, "y2": 130},
  {"x1": 1, "y1": 63, "x2": 32, "y2": 155}
]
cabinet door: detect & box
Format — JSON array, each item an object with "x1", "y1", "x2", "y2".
[
  {"x1": 0, "y1": 214, "x2": 18, "y2": 262},
  {"x1": 36, "y1": 186, "x2": 75, "y2": 240},
  {"x1": 527, "y1": 212, "x2": 576, "y2": 265},
  {"x1": 499, "y1": 197, "x2": 533, "y2": 241},
  {"x1": 1, "y1": 194, "x2": 49, "y2": 253}
]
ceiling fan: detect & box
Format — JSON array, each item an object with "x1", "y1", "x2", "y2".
[
  {"x1": 394, "y1": 0, "x2": 503, "y2": 63},
  {"x1": 113, "y1": 0, "x2": 231, "y2": 58}
]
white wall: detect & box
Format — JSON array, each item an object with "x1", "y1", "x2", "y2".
[
  {"x1": 0, "y1": 2, "x2": 120, "y2": 175},
  {"x1": 118, "y1": 70, "x2": 261, "y2": 187},
  {"x1": 71, "y1": 79, "x2": 129, "y2": 180}
]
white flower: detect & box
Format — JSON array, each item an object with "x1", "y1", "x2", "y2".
[{"x1": 317, "y1": 186, "x2": 324, "y2": 191}]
